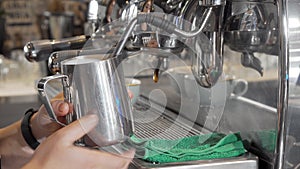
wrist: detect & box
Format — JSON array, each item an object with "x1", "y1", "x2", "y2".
[
  {"x1": 0, "y1": 121, "x2": 33, "y2": 168},
  {"x1": 30, "y1": 108, "x2": 62, "y2": 141},
  {"x1": 30, "y1": 113, "x2": 45, "y2": 141},
  {"x1": 21, "y1": 109, "x2": 40, "y2": 150}
]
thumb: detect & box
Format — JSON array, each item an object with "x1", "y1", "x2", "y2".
[{"x1": 60, "y1": 114, "x2": 99, "y2": 144}]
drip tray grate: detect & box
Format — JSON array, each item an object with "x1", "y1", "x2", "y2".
[
  {"x1": 133, "y1": 98, "x2": 202, "y2": 140},
  {"x1": 129, "y1": 97, "x2": 258, "y2": 169}
]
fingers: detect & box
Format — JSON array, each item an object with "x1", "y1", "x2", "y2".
[
  {"x1": 51, "y1": 100, "x2": 70, "y2": 116},
  {"x1": 30, "y1": 93, "x2": 71, "y2": 140},
  {"x1": 34, "y1": 100, "x2": 70, "y2": 130},
  {"x1": 50, "y1": 92, "x2": 68, "y2": 116},
  {"x1": 59, "y1": 114, "x2": 99, "y2": 144}
]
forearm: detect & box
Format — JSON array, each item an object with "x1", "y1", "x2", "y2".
[{"x1": 0, "y1": 120, "x2": 34, "y2": 168}]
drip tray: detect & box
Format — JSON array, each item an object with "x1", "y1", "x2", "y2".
[
  {"x1": 129, "y1": 97, "x2": 258, "y2": 169},
  {"x1": 130, "y1": 153, "x2": 257, "y2": 169}
]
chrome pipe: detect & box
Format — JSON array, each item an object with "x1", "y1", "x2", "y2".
[
  {"x1": 113, "y1": 18, "x2": 138, "y2": 57},
  {"x1": 173, "y1": 7, "x2": 213, "y2": 38},
  {"x1": 24, "y1": 35, "x2": 89, "y2": 62},
  {"x1": 274, "y1": 0, "x2": 289, "y2": 168}
]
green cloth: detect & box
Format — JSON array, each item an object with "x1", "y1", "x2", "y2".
[{"x1": 125, "y1": 133, "x2": 246, "y2": 163}]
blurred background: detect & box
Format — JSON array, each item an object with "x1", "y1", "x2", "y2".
[{"x1": 0, "y1": 0, "x2": 94, "y2": 127}]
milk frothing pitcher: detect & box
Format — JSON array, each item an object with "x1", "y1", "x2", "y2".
[{"x1": 37, "y1": 53, "x2": 134, "y2": 147}]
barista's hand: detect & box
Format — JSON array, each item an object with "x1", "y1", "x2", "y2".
[
  {"x1": 22, "y1": 115, "x2": 135, "y2": 169},
  {"x1": 30, "y1": 92, "x2": 72, "y2": 141},
  {"x1": 31, "y1": 89, "x2": 133, "y2": 142}
]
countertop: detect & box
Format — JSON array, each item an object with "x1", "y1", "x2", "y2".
[{"x1": 0, "y1": 79, "x2": 37, "y2": 97}]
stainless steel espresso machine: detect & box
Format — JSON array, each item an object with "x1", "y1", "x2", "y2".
[{"x1": 23, "y1": 0, "x2": 300, "y2": 169}]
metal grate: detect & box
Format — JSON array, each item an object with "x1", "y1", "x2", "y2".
[{"x1": 132, "y1": 97, "x2": 202, "y2": 140}]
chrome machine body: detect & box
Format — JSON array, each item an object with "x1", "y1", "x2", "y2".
[{"x1": 173, "y1": 0, "x2": 300, "y2": 168}]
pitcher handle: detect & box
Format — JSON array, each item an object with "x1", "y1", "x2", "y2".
[{"x1": 37, "y1": 74, "x2": 69, "y2": 126}]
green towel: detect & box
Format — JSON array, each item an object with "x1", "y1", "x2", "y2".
[{"x1": 125, "y1": 133, "x2": 246, "y2": 163}]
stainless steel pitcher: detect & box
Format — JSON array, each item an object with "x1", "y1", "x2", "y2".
[{"x1": 37, "y1": 54, "x2": 134, "y2": 147}]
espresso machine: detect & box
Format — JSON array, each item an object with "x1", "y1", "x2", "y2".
[
  {"x1": 23, "y1": 0, "x2": 300, "y2": 169},
  {"x1": 171, "y1": 0, "x2": 299, "y2": 169},
  {"x1": 174, "y1": 0, "x2": 299, "y2": 169}
]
